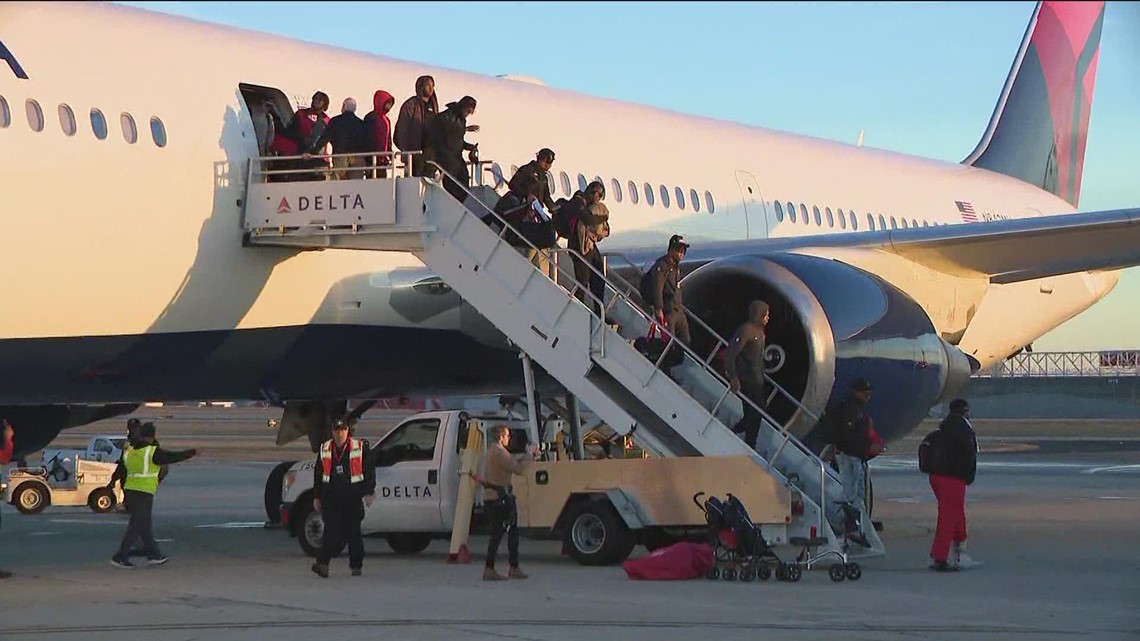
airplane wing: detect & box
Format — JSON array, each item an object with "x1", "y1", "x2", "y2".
[
  {"x1": 626, "y1": 207, "x2": 1140, "y2": 286},
  {"x1": 877, "y1": 208, "x2": 1140, "y2": 284}
]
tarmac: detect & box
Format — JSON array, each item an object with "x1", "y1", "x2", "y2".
[{"x1": 0, "y1": 407, "x2": 1137, "y2": 641}]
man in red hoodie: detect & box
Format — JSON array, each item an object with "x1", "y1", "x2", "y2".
[
  {"x1": 1, "y1": 419, "x2": 15, "y2": 579},
  {"x1": 364, "y1": 90, "x2": 395, "y2": 178}
]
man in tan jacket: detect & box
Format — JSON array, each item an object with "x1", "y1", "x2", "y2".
[{"x1": 477, "y1": 425, "x2": 537, "y2": 581}]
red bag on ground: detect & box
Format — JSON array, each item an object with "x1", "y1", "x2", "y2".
[{"x1": 621, "y1": 541, "x2": 714, "y2": 580}]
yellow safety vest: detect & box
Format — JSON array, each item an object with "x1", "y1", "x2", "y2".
[{"x1": 123, "y1": 445, "x2": 160, "y2": 494}]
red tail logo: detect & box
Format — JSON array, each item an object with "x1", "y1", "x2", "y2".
[{"x1": 276, "y1": 197, "x2": 291, "y2": 214}]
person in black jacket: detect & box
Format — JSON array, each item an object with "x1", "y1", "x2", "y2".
[
  {"x1": 643, "y1": 235, "x2": 690, "y2": 345},
  {"x1": 423, "y1": 95, "x2": 479, "y2": 202},
  {"x1": 508, "y1": 148, "x2": 556, "y2": 211},
  {"x1": 305, "y1": 97, "x2": 370, "y2": 179},
  {"x1": 311, "y1": 420, "x2": 377, "y2": 578},
  {"x1": 928, "y1": 398, "x2": 980, "y2": 572},
  {"x1": 819, "y1": 378, "x2": 876, "y2": 547}
]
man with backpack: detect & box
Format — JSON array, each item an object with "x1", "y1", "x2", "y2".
[
  {"x1": 639, "y1": 235, "x2": 691, "y2": 345},
  {"x1": 818, "y1": 377, "x2": 882, "y2": 548},
  {"x1": 919, "y1": 398, "x2": 980, "y2": 572}
]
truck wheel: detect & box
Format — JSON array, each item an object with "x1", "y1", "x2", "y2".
[
  {"x1": 564, "y1": 501, "x2": 636, "y2": 566},
  {"x1": 88, "y1": 488, "x2": 117, "y2": 513},
  {"x1": 264, "y1": 461, "x2": 296, "y2": 524},
  {"x1": 295, "y1": 497, "x2": 344, "y2": 558},
  {"x1": 387, "y1": 533, "x2": 432, "y2": 554},
  {"x1": 14, "y1": 483, "x2": 49, "y2": 515}
]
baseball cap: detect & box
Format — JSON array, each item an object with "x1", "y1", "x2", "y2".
[
  {"x1": 668, "y1": 234, "x2": 690, "y2": 252},
  {"x1": 332, "y1": 419, "x2": 349, "y2": 430}
]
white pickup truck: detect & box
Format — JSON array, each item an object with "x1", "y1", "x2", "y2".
[
  {"x1": 279, "y1": 410, "x2": 793, "y2": 566},
  {"x1": 41, "y1": 435, "x2": 127, "y2": 482}
]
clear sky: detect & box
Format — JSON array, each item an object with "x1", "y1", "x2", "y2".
[{"x1": 122, "y1": 1, "x2": 1140, "y2": 352}]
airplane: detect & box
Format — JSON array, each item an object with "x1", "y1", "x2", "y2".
[{"x1": 0, "y1": 0, "x2": 1136, "y2": 459}]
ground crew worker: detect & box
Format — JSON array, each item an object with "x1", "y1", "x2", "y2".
[
  {"x1": 109, "y1": 422, "x2": 197, "y2": 568},
  {"x1": 819, "y1": 377, "x2": 879, "y2": 548},
  {"x1": 642, "y1": 234, "x2": 691, "y2": 345},
  {"x1": 311, "y1": 419, "x2": 376, "y2": 578},
  {"x1": 725, "y1": 300, "x2": 770, "y2": 449},
  {"x1": 476, "y1": 425, "x2": 537, "y2": 581},
  {"x1": 927, "y1": 398, "x2": 980, "y2": 572},
  {"x1": 0, "y1": 419, "x2": 15, "y2": 579}
]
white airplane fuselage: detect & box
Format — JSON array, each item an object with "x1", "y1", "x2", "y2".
[{"x1": 0, "y1": 3, "x2": 1118, "y2": 420}]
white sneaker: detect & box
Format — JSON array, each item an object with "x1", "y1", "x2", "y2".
[{"x1": 952, "y1": 542, "x2": 983, "y2": 569}]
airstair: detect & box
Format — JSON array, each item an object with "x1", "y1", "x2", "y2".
[{"x1": 241, "y1": 153, "x2": 884, "y2": 559}]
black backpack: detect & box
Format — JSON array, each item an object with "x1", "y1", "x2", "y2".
[
  {"x1": 550, "y1": 198, "x2": 576, "y2": 239},
  {"x1": 638, "y1": 266, "x2": 656, "y2": 308},
  {"x1": 917, "y1": 429, "x2": 944, "y2": 474}
]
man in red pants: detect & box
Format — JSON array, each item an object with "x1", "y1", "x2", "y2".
[{"x1": 925, "y1": 398, "x2": 980, "y2": 572}]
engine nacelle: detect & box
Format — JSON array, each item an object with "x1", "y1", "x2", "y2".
[{"x1": 681, "y1": 253, "x2": 976, "y2": 446}]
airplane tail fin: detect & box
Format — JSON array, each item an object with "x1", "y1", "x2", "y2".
[{"x1": 962, "y1": 1, "x2": 1105, "y2": 208}]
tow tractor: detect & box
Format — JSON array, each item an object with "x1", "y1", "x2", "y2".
[{"x1": 4, "y1": 458, "x2": 123, "y2": 515}]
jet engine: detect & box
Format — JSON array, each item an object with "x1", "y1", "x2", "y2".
[{"x1": 680, "y1": 253, "x2": 977, "y2": 446}]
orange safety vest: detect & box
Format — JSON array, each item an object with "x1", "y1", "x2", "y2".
[{"x1": 320, "y1": 437, "x2": 364, "y2": 484}]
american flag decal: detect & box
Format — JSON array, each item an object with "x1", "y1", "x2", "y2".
[{"x1": 955, "y1": 200, "x2": 977, "y2": 222}]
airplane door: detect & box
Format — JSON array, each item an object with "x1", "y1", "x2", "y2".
[
  {"x1": 734, "y1": 170, "x2": 768, "y2": 239},
  {"x1": 368, "y1": 416, "x2": 446, "y2": 531}
]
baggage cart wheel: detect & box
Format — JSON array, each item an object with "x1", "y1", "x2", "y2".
[
  {"x1": 706, "y1": 567, "x2": 720, "y2": 580},
  {"x1": 722, "y1": 567, "x2": 737, "y2": 581},
  {"x1": 786, "y1": 564, "x2": 803, "y2": 582},
  {"x1": 775, "y1": 564, "x2": 788, "y2": 581},
  {"x1": 740, "y1": 568, "x2": 756, "y2": 582},
  {"x1": 829, "y1": 564, "x2": 847, "y2": 582},
  {"x1": 845, "y1": 563, "x2": 862, "y2": 581},
  {"x1": 757, "y1": 563, "x2": 772, "y2": 581}
]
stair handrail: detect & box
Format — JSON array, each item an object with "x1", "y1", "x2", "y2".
[
  {"x1": 600, "y1": 251, "x2": 824, "y2": 427},
  {"x1": 422, "y1": 161, "x2": 831, "y2": 482}
]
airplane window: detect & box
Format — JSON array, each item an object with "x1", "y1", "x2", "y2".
[
  {"x1": 912, "y1": 218, "x2": 919, "y2": 228},
  {"x1": 560, "y1": 172, "x2": 571, "y2": 196},
  {"x1": 510, "y1": 164, "x2": 518, "y2": 178},
  {"x1": 825, "y1": 207, "x2": 834, "y2": 228},
  {"x1": 675, "y1": 187, "x2": 685, "y2": 211},
  {"x1": 800, "y1": 204, "x2": 809, "y2": 225},
  {"x1": 922, "y1": 220, "x2": 930, "y2": 228},
  {"x1": 628, "y1": 181, "x2": 639, "y2": 205},
  {"x1": 0, "y1": 95, "x2": 10, "y2": 128},
  {"x1": 120, "y1": 112, "x2": 137, "y2": 143},
  {"x1": 90, "y1": 109, "x2": 108, "y2": 140},
  {"x1": 901, "y1": 218, "x2": 909, "y2": 229},
  {"x1": 690, "y1": 189, "x2": 700, "y2": 213},
  {"x1": 644, "y1": 183, "x2": 655, "y2": 206},
  {"x1": 659, "y1": 185, "x2": 670, "y2": 208},
  {"x1": 25, "y1": 99, "x2": 44, "y2": 132},
  {"x1": 878, "y1": 214, "x2": 887, "y2": 229},
  {"x1": 850, "y1": 211, "x2": 858, "y2": 230},
  {"x1": 150, "y1": 116, "x2": 167, "y2": 147},
  {"x1": 490, "y1": 163, "x2": 504, "y2": 188},
  {"x1": 889, "y1": 216, "x2": 897, "y2": 229},
  {"x1": 611, "y1": 178, "x2": 623, "y2": 203},
  {"x1": 867, "y1": 214, "x2": 875, "y2": 231},
  {"x1": 774, "y1": 201, "x2": 784, "y2": 222},
  {"x1": 837, "y1": 208, "x2": 847, "y2": 229},
  {"x1": 546, "y1": 172, "x2": 555, "y2": 196},
  {"x1": 705, "y1": 191, "x2": 715, "y2": 214},
  {"x1": 578, "y1": 174, "x2": 587, "y2": 192},
  {"x1": 593, "y1": 175, "x2": 603, "y2": 188},
  {"x1": 812, "y1": 206, "x2": 822, "y2": 226},
  {"x1": 58, "y1": 104, "x2": 76, "y2": 136},
  {"x1": 787, "y1": 202, "x2": 797, "y2": 223}
]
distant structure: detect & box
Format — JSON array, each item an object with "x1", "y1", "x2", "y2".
[{"x1": 951, "y1": 350, "x2": 1140, "y2": 419}]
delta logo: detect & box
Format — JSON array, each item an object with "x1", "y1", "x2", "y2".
[{"x1": 275, "y1": 194, "x2": 366, "y2": 215}]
